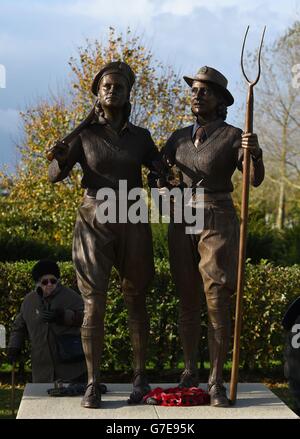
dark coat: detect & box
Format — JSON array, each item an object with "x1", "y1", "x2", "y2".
[{"x1": 8, "y1": 283, "x2": 86, "y2": 383}]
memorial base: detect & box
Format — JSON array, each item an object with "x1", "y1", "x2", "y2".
[{"x1": 16, "y1": 383, "x2": 299, "y2": 419}]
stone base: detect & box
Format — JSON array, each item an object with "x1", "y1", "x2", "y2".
[{"x1": 16, "y1": 383, "x2": 299, "y2": 419}]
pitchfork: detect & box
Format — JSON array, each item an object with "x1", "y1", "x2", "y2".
[{"x1": 229, "y1": 25, "x2": 266, "y2": 405}]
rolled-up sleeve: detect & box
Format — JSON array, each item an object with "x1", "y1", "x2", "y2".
[{"x1": 48, "y1": 135, "x2": 83, "y2": 183}]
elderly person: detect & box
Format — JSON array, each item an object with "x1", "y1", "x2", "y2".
[
  {"x1": 48, "y1": 61, "x2": 160, "y2": 408},
  {"x1": 159, "y1": 66, "x2": 265, "y2": 407},
  {"x1": 7, "y1": 259, "x2": 86, "y2": 384}
]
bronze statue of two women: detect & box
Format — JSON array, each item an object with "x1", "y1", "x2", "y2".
[{"x1": 48, "y1": 61, "x2": 264, "y2": 408}]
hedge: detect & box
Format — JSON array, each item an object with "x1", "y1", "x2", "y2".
[
  {"x1": 0, "y1": 232, "x2": 71, "y2": 262},
  {"x1": 3, "y1": 221, "x2": 300, "y2": 265},
  {"x1": 0, "y1": 260, "x2": 299, "y2": 373}
]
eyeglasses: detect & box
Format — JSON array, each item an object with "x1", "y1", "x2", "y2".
[{"x1": 41, "y1": 278, "x2": 58, "y2": 286}]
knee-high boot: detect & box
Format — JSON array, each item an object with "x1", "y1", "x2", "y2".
[
  {"x1": 178, "y1": 323, "x2": 201, "y2": 387},
  {"x1": 206, "y1": 290, "x2": 231, "y2": 407},
  {"x1": 81, "y1": 295, "x2": 106, "y2": 408},
  {"x1": 128, "y1": 318, "x2": 149, "y2": 373},
  {"x1": 127, "y1": 318, "x2": 151, "y2": 403},
  {"x1": 123, "y1": 288, "x2": 151, "y2": 403},
  {"x1": 207, "y1": 324, "x2": 230, "y2": 387}
]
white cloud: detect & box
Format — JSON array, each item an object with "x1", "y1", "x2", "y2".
[
  {"x1": 0, "y1": 109, "x2": 21, "y2": 170},
  {"x1": 158, "y1": 0, "x2": 238, "y2": 16},
  {"x1": 50, "y1": 0, "x2": 297, "y2": 22},
  {"x1": 23, "y1": 0, "x2": 156, "y2": 24},
  {"x1": 0, "y1": 109, "x2": 20, "y2": 133},
  {"x1": 155, "y1": 0, "x2": 298, "y2": 19}
]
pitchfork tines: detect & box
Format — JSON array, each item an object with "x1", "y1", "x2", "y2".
[{"x1": 241, "y1": 25, "x2": 266, "y2": 86}]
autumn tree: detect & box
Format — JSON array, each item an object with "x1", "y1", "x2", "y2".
[{"x1": 0, "y1": 28, "x2": 191, "y2": 248}]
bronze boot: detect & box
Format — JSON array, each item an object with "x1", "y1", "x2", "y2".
[
  {"x1": 208, "y1": 382, "x2": 229, "y2": 407},
  {"x1": 81, "y1": 327, "x2": 104, "y2": 408},
  {"x1": 207, "y1": 325, "x2": 230, "y2": 407},
  {"x1": 128, "y1": 369, "x2": 151, "y2": 404},
  {"x1": 178, "y1": 324, "x2": 200, "y2": 388},
  {"x1": 127, "y1": 318, "x2": 151, "y2": 403},
  {"x1": 81, "y1": 382, "x2": 102, "y2": 408}
]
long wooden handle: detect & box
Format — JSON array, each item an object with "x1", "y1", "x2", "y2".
[{"x1": 229, "y1": 85, "x2": 253, "y2": 404}]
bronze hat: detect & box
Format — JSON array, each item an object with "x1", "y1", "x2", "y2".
[
  {"x1": 183, "y1": 66, "x2": 234, "y2": 106},
  {"x1": 91, "y1": 61, "x2": 135, "y2": 96}
]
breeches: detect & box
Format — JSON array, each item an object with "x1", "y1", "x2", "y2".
[
  {"x1": 168, "y1": 200, "x2": 240, "y2": 329},
  {"x1": 72, "y1": 196, "x2": 155, "y2": 327}
]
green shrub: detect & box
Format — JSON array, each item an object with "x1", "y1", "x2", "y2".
[
  {"x1": 0, "y1": 260, "x2": 299, "y2": 373},
  {"x1": 2, "y1": 213, "x2": 300, "y2": 266},
  {"x1": 240, "y1": 261, "x2": 300, "y2": 370},
  {"x1": 246, "y1": 212, "x2": 300, "y2": 265},
  {"x1": 0, "y1": 232, "x2": 71, "y2": 262},
  {"x1": 151, "y1": 223, "x2": 169, "y2": 261}
]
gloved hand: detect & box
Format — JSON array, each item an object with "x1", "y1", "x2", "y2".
[
  {"x1": 41, "y1": 308, "x2": 64, "y2": 324},
  {"x1": 7, "y1": 347, "x2": 21, "y2": 363}
]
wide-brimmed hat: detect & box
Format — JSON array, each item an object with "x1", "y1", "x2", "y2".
[
  {"x1": 91, "y1": 61, "x2": 135, "y2": 96},
  {"x1": 183, "y1": 66, "x2": 234, "y2": 106},
  {"x1": 32, "y1": 259, "x2": 60, "y2": 282}
]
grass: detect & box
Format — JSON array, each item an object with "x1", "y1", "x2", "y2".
[{"x1": 0, "y1": 384, "x2": 24, "y2": 419}]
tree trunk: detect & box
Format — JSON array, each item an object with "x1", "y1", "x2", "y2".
[
  {"x1": 276, "y1": 180, "x2": 285, "y2": 229},
  {"x1": 276, "y1": 123, "x2": 288, "y2": 230}
]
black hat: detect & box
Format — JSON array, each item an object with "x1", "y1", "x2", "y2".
[
  {"x1": 91, "y1": 61, "x2": 135, "y2": 96},
  {"x1": 183, "y1": 66, "x2": 234, "y2": 106},
  {"x1": 32, "y1": 259, "x2": 60, "y2": 282}
]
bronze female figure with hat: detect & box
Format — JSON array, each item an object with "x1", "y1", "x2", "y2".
[
  {"x1": 159, "y1": 66, "x2": 265, "y2": 407},
  {"x1": 48, "y1": 61, "x2": 160, "y2": 408}
]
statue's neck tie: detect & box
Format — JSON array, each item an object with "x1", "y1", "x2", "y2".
[{"x1": 194, "y1": 126, "x2": 207, "y2": 148}]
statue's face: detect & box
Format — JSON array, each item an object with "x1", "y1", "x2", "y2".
[
  {"x1": 191, "y1": 80, "x2": 219, "y2": 118},
  {"x1": 98, "y1": 73, "x2": 129, "y2": 109}
]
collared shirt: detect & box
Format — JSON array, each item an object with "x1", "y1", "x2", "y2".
[
  {"x1": 192, "y1": 120, "x2": 201, "y2": 139},
  {"x1": 49, "y1": 116, "x2": 160, "y2": 190},
  {"x1": 192, "y1": 119, "x2": 225, "y2": 141}
]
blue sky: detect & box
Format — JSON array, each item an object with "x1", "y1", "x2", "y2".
[{"x1": 0, "y1": 0, "x2": 299, "y2": 171}]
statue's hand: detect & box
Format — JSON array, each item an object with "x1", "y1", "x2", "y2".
[
  {"x1": 51, "y1": 141, "x2": 69, "y2": 164},
  {"x1": 241, "y1": 133, "x2": 262, "y2": 160},
  {"x1": 148, "y1": 160, "x2": 170, "y2": 189}
]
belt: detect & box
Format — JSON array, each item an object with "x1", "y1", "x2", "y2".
[
  {"x1": 85, "y1": 188, "x2": 232, "y2": 202},
  {"x1": 192, "y1": 192, "x2": 232, "y2": 202},
  {"x1": 85, "y1": 188, "x2": 116, "y2": 198},
  {"x1": 84, "y1": 188, "x2": 145, "y2": 201},
  {"x1": 84, "y1": 188, "x2": 99, "y2": 198}
]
